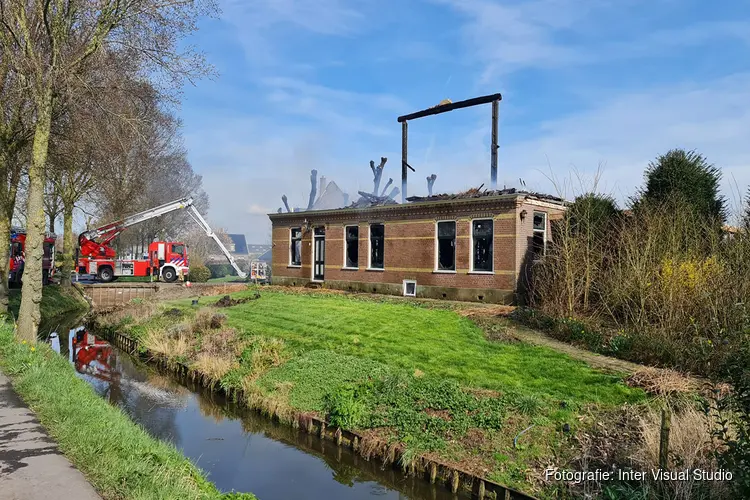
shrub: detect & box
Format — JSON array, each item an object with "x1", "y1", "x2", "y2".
[
  {"x1": 188, "y1": 265, "x2": 211, "y2": 282},
  {"x1": 207, "y1": 264, "x2": 235, "y2": 279}
]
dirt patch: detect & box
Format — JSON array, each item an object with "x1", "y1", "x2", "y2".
[
  {"x1": 163, "y1": 308, "x2": 183, "y2": 318},
  {"x1": 425, "y1": 408, "x2": 452, "y2": 421},
  {"x1": 215, "y1": 292, "x2": 260, "y2": 308},
  {"x1": 457, "y1": 304, "x2": 516, "y2": 319},
  {"x1": 460, "y1": 428, "x2": 487, "y2": 450}
]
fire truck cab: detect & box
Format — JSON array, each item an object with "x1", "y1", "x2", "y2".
[{"x1": 9, "y1": 228, "x2": 56, "y2": 286}]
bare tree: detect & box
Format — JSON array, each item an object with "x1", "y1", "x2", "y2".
[{"x1": 0, "y1": 0, "x2": 216, "y2": 339}]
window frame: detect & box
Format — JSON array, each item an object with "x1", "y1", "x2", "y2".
[
  {"x1": 343, "y1": 224, "x2": 360, "y2": 270},
  {"x1": 532, "y1": 211, "x2": 548, "y2": 258},
  {"x1": 469, "y1": 218, "x2": 494, "y2": 274},
  {"x1": 367, "y1": 223, "x2": 385, "y2": 271},
  {"x1": 289, "y1": 227, "x2": 302, "y2": 267},
  {"x1": 403, "y1": 279, "x2": 417, "y2": 297},
  {"x1": 434, "y1": 220, "x2": 457, "y2": 273}
]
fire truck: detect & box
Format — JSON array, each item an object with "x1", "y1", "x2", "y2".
[
  {"x1": 9, "y1": 227, "x2": 57, "y2": 287},
  {"x1": 77, "y1": 197, "x2": 246, "y2": 283}
]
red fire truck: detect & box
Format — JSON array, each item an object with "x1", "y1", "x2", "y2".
[
  {"x1": 9, "y1": 227, "x2": 56, "y2": 287},
  {"x1": 76, "y1": 197, "x2": 246, "y2": 283}
]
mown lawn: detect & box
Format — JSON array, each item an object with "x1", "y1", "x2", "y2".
[{"x1": 170, "y1": 290, "x2": 640, "y2": 406}]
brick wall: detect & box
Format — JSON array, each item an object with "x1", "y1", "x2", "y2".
[{"x1": 269, "y1": 195, "x2": 565, "y2": 303}]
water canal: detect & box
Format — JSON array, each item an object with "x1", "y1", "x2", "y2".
[{"x1": 50, "y1": 320, "x2": 470, "y2": 500}]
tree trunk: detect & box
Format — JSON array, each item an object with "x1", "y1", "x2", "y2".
[
  {"x1": 61, "y1": 203, "x2": 74, "y2": 288},
  {"x1": 17, "y1": 93, "x2": 53, "y2": 342},
  {"x1": 0, "y1": 218, "x2": 10, "y2": 314}
]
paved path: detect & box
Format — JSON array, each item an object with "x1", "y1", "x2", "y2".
[{"x1": 0, "y1": 371, "x2": 101, "y2": 500}]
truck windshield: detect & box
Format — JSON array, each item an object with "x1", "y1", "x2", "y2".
[{"x1": 172, "y1": 244, "x2": 185, "y2": 256}]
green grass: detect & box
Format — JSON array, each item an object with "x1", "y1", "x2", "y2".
[
  {"x1": 120, "y1": 289, "x2": 647, "y2": 496},
  {"x1": 169, "y1": 290, "x2": 640, "y2": 406},
  {"x1": 8, "y1": 285, "x2": 88, "y2": 321},
  {"x1": 0, "y1": 322, "x2": 255, "y2": 500}
]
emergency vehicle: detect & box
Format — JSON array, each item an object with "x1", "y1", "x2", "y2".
[
  {"x1": 77, "y1": 196, "x2": 246, "y2": 283},
  {"x1": 9, "y1": 227, "x2": 56, "y2": 286}
]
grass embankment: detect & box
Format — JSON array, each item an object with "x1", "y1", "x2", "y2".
[
  {"x1": 0, "y1": 321, "x2": 256, "y2": 500},
  {"x1": 101, "y1": 288, "x2": 647, "y2": 496},
  {"x1": 8, "y1": 284, "x2": 89, "y2": 321}
]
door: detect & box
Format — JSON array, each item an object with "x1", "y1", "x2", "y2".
[{"x1": 313, "y1": 227, "x2": 325, "y2": 281}]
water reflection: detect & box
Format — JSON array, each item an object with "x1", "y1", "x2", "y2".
[{"x1": 57, "y1": 326, "x2": 468, "y2": 500}]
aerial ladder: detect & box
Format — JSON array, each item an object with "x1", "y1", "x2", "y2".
[{"x1": 78, "y1": 196, "x2": 247, "y2": 282}]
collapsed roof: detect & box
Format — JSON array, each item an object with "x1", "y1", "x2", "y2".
[{"x1": 406, "y1": 186, "x2": 565, "y2": 204}]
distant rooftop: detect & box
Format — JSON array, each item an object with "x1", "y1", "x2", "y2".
[{"x1": 227, "y1": 234, "x2": 248, "y2": 254}]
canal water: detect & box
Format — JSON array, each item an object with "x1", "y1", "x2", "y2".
[{"x1": 50, "y1": 321, "x2": 469, "y2": 500}]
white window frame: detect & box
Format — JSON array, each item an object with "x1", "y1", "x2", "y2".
[
  {"x1": 367, "y1": 222, "x2": 385, "y2": 271},
  {"x1": 289, "y1": 227, "x2": 302, "y2": 267},
  {"x1": 469, "y1": 218, "x2": 494, "y2": 274},
  {"x1": 532, "y1": 211, "x2": 548, "y2": 258},
  {"x1": 343, "y1": 224, "x2": 359, "y2": 269},
  {"x1": 434, "y1": 220, "x2": 457, "y2": 273},
  {"x1": 403, "y1": 279, "x2": 417, "y2": 297}
]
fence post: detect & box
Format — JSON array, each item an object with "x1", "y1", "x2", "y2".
[{"x1": 659, "y1": 407, "x2": 671, "y2": 470}]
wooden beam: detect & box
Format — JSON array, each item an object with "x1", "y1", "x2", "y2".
[{"x1": 397, "y1": 93, "x2": 503, "y2": 123}]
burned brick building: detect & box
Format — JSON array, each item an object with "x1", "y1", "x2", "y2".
[
  {"x1": 269, "y1": 188, "x2": 565, "y2": 303},
  {"x1": 268, "y1": 93, "x2": 567, "y2": 303}
]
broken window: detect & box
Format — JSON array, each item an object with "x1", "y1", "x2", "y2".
[
  {"x1": 437, "y1": 221, "x2": 456, "y2": 271},
  {"x1": 472, "y1": 219, "x2": 493, "y2": 272},
  {"x1": 345, "y1": 225, "x2": 359, "y2": 268},
  {"x1": 532, "y1": 212, "x2": 547, "y2": 259},
  {"x1": 369, "y1": 223, "x2": 384, "y2": 269},
  {"x1": 290, "y1": 228, "x2": 302, "y2": 266}
]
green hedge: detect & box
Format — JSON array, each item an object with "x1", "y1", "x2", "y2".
[{"x1": 188, "y1": 265, "x2": 211, "y2": 283}]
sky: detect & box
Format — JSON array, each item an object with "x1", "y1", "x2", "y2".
[{"x1": 178, "y1": 0, "x2": 750, "y2": 243}]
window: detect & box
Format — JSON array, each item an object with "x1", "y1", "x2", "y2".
[
  {"x1": 11, "y1": 242, "x2": 22, "y2": 257},
  {"x1": 403, "y1": 280, "x2": 417, "y2": 297},
  {"x1": 369, "y1": 224, "x2": 384, "y2": 269},
  {"x1": 172, "y1": 244, "x2": 185, "y2": 257},
  {"x1": 532, "y1": 212, "x2": 547, "y2": 258},
  {"x1": 472, "y1": 219, "x2": 493, "y2": 272},
  {"x1": 290, "y1": 228, "x2": 302, "y2": 266},
  {"x1": 344, "y1": 226, "x2": 359, "y2": 268},
  {"x1": 436, "y1": 221, "x2": 456, "y2": 271}
]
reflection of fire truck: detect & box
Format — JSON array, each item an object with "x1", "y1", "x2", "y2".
[
  {"x1": 77, "y1": 197, "x2": 246, "y2": 282},
  {"x1": 68, "y1": 327, "x2": 115, "y2": 383},
  {"x1": 9, "y1": 227, "x2": 56, "y2": 287}
]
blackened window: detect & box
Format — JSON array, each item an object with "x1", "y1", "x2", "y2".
[
  {"x1": 369, "y1": 224, "x2": 384, "y2": 269},
  {"x1": 290, "y1": 228, "x2": 302, "y2": 266},
  {"x1": 472, "y1": 219, "x2": 493, "y2": 272},
  {"x1": 345, "y1": 226, "x2": 359, "y2": 268},
  {"x1": 437, "y1": 221, "x2": 456, "y2": 271},
  {"x1": 532, "y1": 212, "x2": 547, "y2": 258}
]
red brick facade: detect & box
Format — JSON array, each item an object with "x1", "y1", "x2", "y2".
[{"x1": 269, "y1": 194, "x2": 565, "y2": 303}]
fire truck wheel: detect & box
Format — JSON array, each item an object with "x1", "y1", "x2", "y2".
[
  {"x1": 162, "y1": 267, "x2": 177, "y2": 283},
  {"x1": 97, "y1": 266, "x2": 114, "y2": 283}
]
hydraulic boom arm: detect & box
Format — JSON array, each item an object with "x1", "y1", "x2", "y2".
[
  {"x1": 79, "y1": 198, "x2": 193, "y2": 258},
  {"x1": 186, "y1": 205, "x2": 247, "y2": 279}
]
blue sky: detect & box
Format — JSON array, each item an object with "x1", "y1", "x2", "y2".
[{"x1": 179, "y1": 0, "x2": 750, "y2": 242}]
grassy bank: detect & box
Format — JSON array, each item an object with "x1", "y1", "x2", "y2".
[
  {"x1": 0, "y1": 321, "x2": 256, "y2": 500},
  {"x1": 99, "y1": 288, "x2": 654, "y2": 497},
  {"x1": 8, "y1": 285, "x2": 89, "y2": 321}
]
